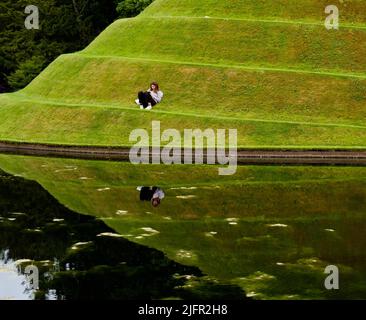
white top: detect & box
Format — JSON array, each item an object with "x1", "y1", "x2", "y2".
[
  {"x1": 148, "y1": 89, "x2": 164, "y2": 103},
  {"x1": 153, "y1": 188, "x2": 165, "y2": 200}
]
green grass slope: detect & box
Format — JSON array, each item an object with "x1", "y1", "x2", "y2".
[
  {"x1": 0, "y1": 0, "x2": 365, "y2": 148},
  {"x1": 144, "y1": 0, "x2": 366, "y2": 25}
]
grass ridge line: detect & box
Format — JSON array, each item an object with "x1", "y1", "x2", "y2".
[
  {"x1": 143, "y1": 14, "x2": 366, "y2": 31},
  {"x1": 11, "y1": 93, "x2": 366, "y2": 130},
  {"x1": 74, "y1": 53, "x2": 366, "y2": 80}
]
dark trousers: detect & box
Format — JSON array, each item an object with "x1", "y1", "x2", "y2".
[
  {"x1": 138, "y1": 91, "x2": 157, "y2": 108},
  {"x1": 140, "y1": 186, "x2": 158, "y2": 201}
]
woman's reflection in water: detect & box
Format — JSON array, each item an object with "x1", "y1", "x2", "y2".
[{"x1": 137, "y1": 186, "x2": 165, "y2": 207}]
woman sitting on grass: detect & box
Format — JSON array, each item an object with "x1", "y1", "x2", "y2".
[{"x1": 135, "y1": 82, "x2": 164, "y2": 110}]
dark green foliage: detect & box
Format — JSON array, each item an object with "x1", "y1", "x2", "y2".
[
  {"x1": 0, "y1": 0, "x2": 119, "y2": 92},
  {"x1": 0, "y1": 0, "x2": 156, "y2": 92},
  {"x1": 7, "y1": 55, "x2": 46, "y2": 89},
  {"x1": 0, "y1": 0, "x2": 154, "y2": 92},
  {"x1": 116, "y1": 0, "x2": 154, "y2": 18}
]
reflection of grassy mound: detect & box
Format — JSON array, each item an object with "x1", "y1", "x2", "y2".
[
  {"x1": 0, "y1": 0, "x2": 365, "y2": 148},
  {"x1": 0, "y1": 169, "x2": 245, "y2": 300},
  {"x1": 0, "y1": 154, "x2": 365, "y2": 219},
  {"x1": 0, "y1": 154, "x2": 365, "y2": 299}
]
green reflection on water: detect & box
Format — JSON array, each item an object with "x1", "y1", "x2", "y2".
[
  {"x1": 0, "y1": 166, "x2": 244, "y2": 300},
  {"x1": 0, "y1": 154, "x2": 365, "y2": 299}
]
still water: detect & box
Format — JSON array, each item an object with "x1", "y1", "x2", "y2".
[{"x1": 0, "y1": 154, "x2": 365, "y2": 300}]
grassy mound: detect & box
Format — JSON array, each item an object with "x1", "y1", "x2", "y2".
[{"x1": 0, "y1": 0, "x2": 365, "y2": 148}]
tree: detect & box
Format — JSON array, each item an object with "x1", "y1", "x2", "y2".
[
  {"x1": 0, "y1": 0, "x2": 118, "y2": 92},
  {"x1": 7, "y1": 55, "x2": 46, "y2": 89},
  {"x1": 116, "y1": 0, "x2": 154, "y2": 18},
  {"x1": 0, "y1": 0, "x2": 155, "y2": 92}
]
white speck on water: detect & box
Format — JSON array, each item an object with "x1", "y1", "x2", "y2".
[
  {"x1": 176, "y1": 195, "x2": 196, "y2": 199},
  {"x1": 53, "y1": 219, "x2": 64, "y2": 222},
  {"x1": 71, "y1": 241, "x2": 93, "y2": 250},
  {"x1": 72, "y1": 241, "x2": 91, "y2": 246},
  {"x1": 267, "y1": 224, "x2": 288, "y2": 228},
  {"x1": 163, "y1": 216, "x2": 172, "y2": 220},
  {"x1": 97, "y1": 187, "x2": 111, "y2": 192},
  {"x1": 26, "y1": 228, "x2": 42, "y2": 233},
  {"x1": 325, "y1": 229, "x2": 335, "y2": 232},
  {"x1": 226, "y1": 218, "x2": 239, "y2": 225},
  {"x1": 97, "y1": 232, "x2": 123, "y2": 238},
  {"x1": 116, "y1": 210, "x2": 128, "y2": 215},
  {"x1": 247, "y1": 292, "x2": 258, "y2": 297},
  {"x1": 141, "y1": 227, "x2": 160, "y2": 234},
  {"x1": 176, "y1": 250, "x2": 195, "y2": 259},
  {"x1": 226, "y1": 218, "x2": 239, "y2": 222}
]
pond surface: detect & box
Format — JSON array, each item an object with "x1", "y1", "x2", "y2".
[{"x1": 0, "y1": 154, "x2": 365, "y2": 300}]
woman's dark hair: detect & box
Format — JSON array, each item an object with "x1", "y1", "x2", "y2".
[
  {"x1": 152, "y1": 198, "x2": 160, "y2": 207},
  {"x1": 150, "y1": 82, "x2": 159, "y2": 91}
]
